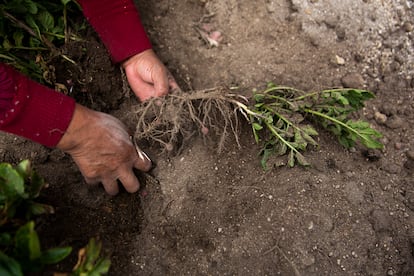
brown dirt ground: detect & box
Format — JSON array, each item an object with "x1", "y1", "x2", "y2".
[{"x1": 1, "y1": 0, "x2": 413, "y2": 275}]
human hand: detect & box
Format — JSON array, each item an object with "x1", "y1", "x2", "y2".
[
  {"x1": 122, "y1": 49, "x2": 179, "y2": 102},
  {"x1": 57, "y1": 104, "x2": 152, "y2": 195}
]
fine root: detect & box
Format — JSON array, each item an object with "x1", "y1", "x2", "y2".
[{"x1": 132, "y1": 87, "x2": 246, "y2": 153}]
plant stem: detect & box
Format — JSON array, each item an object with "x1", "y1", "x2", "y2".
[
  {"x1": 2, "y1": 10, "x2": 57, "y2": 53},
  {"x1": 304, "y1": 108, "x2": 364, "y2": 141},
  {"x1": 264, "y1": 120, "x2": 299, "y2": 154}
]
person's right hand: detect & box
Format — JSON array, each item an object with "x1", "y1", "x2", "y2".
[{"x1": 56, "y1": 104, "x2": 152, "y2": 195}]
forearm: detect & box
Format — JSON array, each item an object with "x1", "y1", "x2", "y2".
[
  {"x1": 78, "y1": 0, "x2": 152, "y2": 63},
  {"x1": 0, "y1": 63, "x2": 76, "y2": 147}
]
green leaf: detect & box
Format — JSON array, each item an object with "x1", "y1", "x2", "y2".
[
  {"x1": 61, "y1": 0, "x2": 72, "y2": 5},
  {"x1": 90, "y1": 258, "x2": 111, "y2": 275},
  {"x1": 0, "y1": 233, "x2": 12, "y2": 247},
  {"x1": 253, "y1": 123, "x2": 263, "y2": 131},
  {"x1": 28, "y1": 171, "x2": 46, "y2": 198},
  {"x1": 23, "y1": 0, "x2": 38, "y2": 14},
  {"x1": 12, "y1": 31, "x2": 24, "y2": 47},
  {"x1": 40, "y1": 247, "x2": 72, "y2": 264},
  {"x1": 14, "y1": 221, "x2": 41, "y2": 261},
  {"x1": 0, "y1": 163, "x2": 25, "y2": 196},
  {"x1": 28, "y1": 202, "x2": 54, "y2": 216},
  {"x1": 25, "y1": 15, "x2": 41, "y2": 38},
  {"x1": 15, "y1": 160, "x2": 31, "y2": 180},
  {"x1": 37, "y1": 10, "x2": 54, "y2": 31},
  {"x1": 260, "y1": 148, "x2": 273, "y2": 170},
  {"x1": 0, "y1": 251, "x2": 23, "y2": 276},
  {"x1": 295, "y1": 152, "x2": 310, "y2": 167}
]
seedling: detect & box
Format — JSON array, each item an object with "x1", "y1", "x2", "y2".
[{"x1": 133, "y1": 84, "x2": 383, "y2": 168}]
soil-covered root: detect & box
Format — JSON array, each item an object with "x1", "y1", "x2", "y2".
[{"x1": 132, "y1": 87, "x2": 246, "y2": 153}]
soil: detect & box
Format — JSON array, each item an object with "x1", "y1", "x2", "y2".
[{"x1": 1, "y1": 0, "x2": 414, "y2": 275}]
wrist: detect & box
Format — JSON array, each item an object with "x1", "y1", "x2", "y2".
[
  {"x1": 56, "y1": 104, "x2": 91, "y2": 152},
  {"x1": 121, "y1": 49, "x2": 153, "y2": 69}
]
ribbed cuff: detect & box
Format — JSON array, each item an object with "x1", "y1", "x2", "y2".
[{"x1": 0, "y1": 72, "x2": 76, "y2": 148}]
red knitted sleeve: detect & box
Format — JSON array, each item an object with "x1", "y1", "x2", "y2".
[
  {"x1": 0, "y1": 64, "x2": 76, "y2": 147},
  {"x1": 78, "y1": 0, "x2": 152, "y2": 63}
]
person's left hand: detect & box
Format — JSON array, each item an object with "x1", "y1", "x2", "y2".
[{"x1": 122, "y1": 49, "x2": 179, "y2": 102}]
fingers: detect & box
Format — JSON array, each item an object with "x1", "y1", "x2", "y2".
[
  {"x1": 117, "y1": 167, "x2": 140, "y2": 193},
  {"x1": 100, "y1": 166, "x2": 141, "y2": 196},
  {"x1": 153, "y1": 68, "x2": 170, "y2": 97},
  {"x1": 101, "y1": 178, "x2": 119, "y2": 196},
  {"x1": 167, "y1": 71, "x2": 180, "y2": 92},
  {"x1": 132, "y1": 78, "x2": 157, "y2": 101}
]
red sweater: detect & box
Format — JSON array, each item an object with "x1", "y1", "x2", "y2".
[{"x1": 0, "y1": 0, "x2": 151, "y2": 147}]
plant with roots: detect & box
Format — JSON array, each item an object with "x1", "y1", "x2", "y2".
[{"x1": 132, "y1": 83, "x2": 383, "y2": 168}]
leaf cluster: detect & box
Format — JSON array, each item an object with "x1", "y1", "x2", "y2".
[
  {"x1": 0, "y1": 160, "x2": 111, "y2": 275},
  {"x1": 71, "y1": 238, "x2": 111, "y2": 276},
  {"x1": 0, "y1": 160, "x2": 71, "y2": 275},
  {"x1": 246, "y1": 83, "x2": 383, "y2": 168},
  {"x1": 0, "y1": 0, "x2": 82, "y2": 82}
]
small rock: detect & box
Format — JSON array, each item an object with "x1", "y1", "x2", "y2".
[
  {"x1": 404, "y1": 159, "x2": 414, "y2": 171},
  {"x1": 374, "y1": 111, "x2": 387, "y2": 124},
  {"x1": 324, "y1": 16, "x2": 339, "y2": 28},
  {"x1": 336, "y1": 28, "x2": 346, "y2": 41},
  {"x1": 382, "y1": 163, "x2": 401, "y2": 174},
  {"x1": 335, "y1": 55, "x2": 345, "y2": 65},
  {"x1": 341, "y1": 73, "x2": 365, "y2": 88},
  {"x1": 387, "y1": 268, "x2": 396, "y2": 276},
  {"x1": 385, "y1": 115, "x2": 404, "y2": 129},
  {"x1": 344, "y1": 181, "x2": 364, "y2": 205},
  {"x1": 403, "y1": 22, "x2": 413, "y2": 32},
  {"x1": 380, "y1": 103, "x2": 397, "y2": 116},
  {"x1": 370, "y1": 210, "x2": 393, "y2": 232},
  {"x1": 265, "y1": 0, "x2": 277, "y2": 13},
  {"x1": 394, "y1": 142, "x2": 402, "y2": 150},
  {"x1": 406, "y1": 150, "x2": 414, "y2": 161}
]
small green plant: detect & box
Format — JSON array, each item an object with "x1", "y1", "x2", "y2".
[
  {"x1": 71, "y1": 238, "x2": 111, "y2": 276},
  {"x1": 240, "y1": 83, "x2": 383, "y2": 168},
  {"x1": 0, "y1": 160, "x2": 111, "y2": 275},
  {"x1": 134, "y1": 84, "x2": 383, "y2": 169},
  {"x1": 0, "y1": 0, "x2": 83, "y2": 83},
  {"x1": 0, "y1": 160, "x2": 71, "y2": 275}
]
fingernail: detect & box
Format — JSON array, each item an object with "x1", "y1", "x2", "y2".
[{"x1": 137, "y1": 149, "x2": 151, "y2": 163}]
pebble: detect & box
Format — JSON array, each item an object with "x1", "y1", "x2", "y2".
[
  {"x1": 406, "y1": 150, "x2": 414, "y2": 161},
  {"x1": 374, "y1": 111, "x2": 387, "y2": 124},
  {"x1": 394, "y1": 142, "x2": 402, "y2": 150},
  {"x1": 344, "y1": 181, "x2": 365, "y2": 205},
  {"x1": 385, "y1": 115, "x2": 404, "y2": 129},
  {"x1": 266, "y1": 1, "x2": 277, "y2": 13},
  {"x1": 382, "y1": 163, "x2": 401, "y2": 174},
  {"x1": 335, "y1": 55, "x2": 345, "y2": 65},
  {"x1": 370, "y1": 210, "x2": 393, "y2": 232},
  {"x1": 403, "y1": 22, "x2": 413, "y2": 32},
  {"x1": 404, "y1": 159, "x2": 414, "y2": 171},
  {"x1": 341, "y1": 72, "x2": 365, "y2": 88},
  {"x1": 380, "y1": 103, "x2": 397, "y2": 116}
]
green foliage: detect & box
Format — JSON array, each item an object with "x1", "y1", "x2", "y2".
[
  {"x1": 242, "y1": 83, "x2": 383, "y2": 168},
  {"x1": 0, "y1": 160, "x2": 71, "y2": 274},
  {"x1": 0, "y1": 0, "x2": 82, "y2": 82},
  {"x1": 72, "y1": 238, "x2": 111, "y2": 276},
  {"x1": 0, "y1": 160, "x2": 110, "y2": 275}
]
